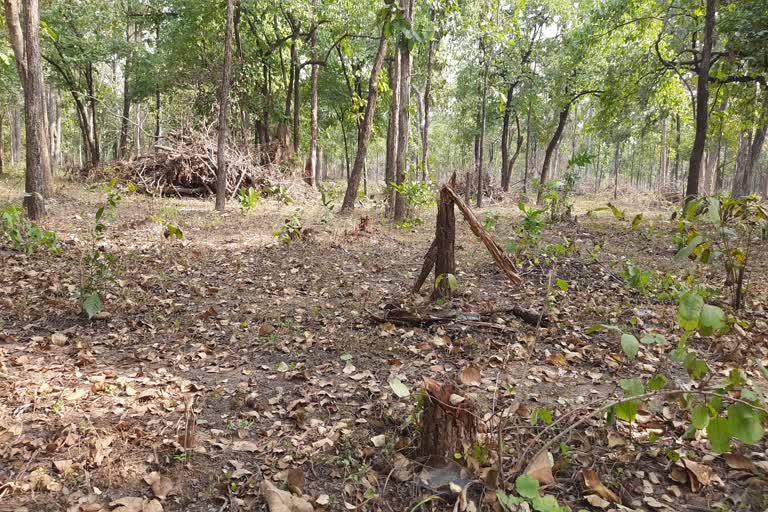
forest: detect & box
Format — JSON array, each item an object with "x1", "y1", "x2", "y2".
[{"x1": 1, "y1": 0, "x2": 767, "y2": 511}]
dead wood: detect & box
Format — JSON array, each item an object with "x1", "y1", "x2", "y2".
[
  {"x1": 441, "y1": 185, "x2": 522, "y2": 286},
  {"x1": 433, "y1": 186, "x2": 456, "y2": 300},
  {"x1": 419, "y1": 377, "x2": 477, "y2": 458},
  {"x1": 369, "y1": 304, "x2": 548, "y2": 328},
  {"x1": 413, "y1": 239, "x2": 438, "y2": 293}
]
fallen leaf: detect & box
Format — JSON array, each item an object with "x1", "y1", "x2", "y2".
[
  {"x1": 524, "y1": 451, "x2": 555, "y2": 486},
  {"x1": 582, "y1": 469, "x2": 621, "y2": 504},
  {"x1": 287, "y1": 468, "x2": 305, "y2": 493},
  {"x1": 389, "y1": 378, "x2": 410, "y2": 398},
  {"x1": 459, "y1": 366, "x2": 481, "y2": 386},
  {"x1": 144, "y1": 472, "x2": 174, "y2": 500},
  {"x1": 585, "y1": 494, "x2": 611, "y2": 509},
  {"x1": 370, "y1": 434, "x2": 386, "y2": 447},
  {"x1": 682, "y1": 458, "x2": 715, "y2": 492},
  {"x1": 723, "y1": 454, "x2": 755, "y2": 472},
  {"x1": 315, "y1": 495, "x2": 330, "y2": 506},
  {"x1": 260, "y1": 480, "x2": 314, "y2": 512},
  {"x1": 231, "y1": 440, "x2": 260, "y2": 452},
  {"x1": 545, "y1": 354, "x2": 567, "y2": 367}
]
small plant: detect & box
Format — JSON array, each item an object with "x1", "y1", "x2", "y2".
[
  {"x1": 497, "y1": 475, "x2": 570, "y2": 512},
  {"x1": 150, "y1": 205, "x2": 183, "y2": 240},
  {"x1": 483, "y1": 211, "x2": 499, "y2": 231},
  {"x1": 238, "y1": 186, "x2": 260, "y2": 212},
  {"x1": 389, "y1": 175, "x2": 436, "y2": 225},
  {"x1": 319, "y1": 183, "x2": 341, "y2": 224},
  {"x1": 507, "y1": 202, "x2": 545, "y2": 257},
  {"x1": 274, "y1": 211, "x2": 302, "y2": 245},
  {"x1": 80, "y1": 179, "x2": 122, "y2": 319},
  {"x1": 673, "y1": 195, "x2": 767, "y2": 308},
  {"x1": 262, "y1": 184, "x2": 292, "y2": 205},
  {"x1": 1, "y1": 207, "x2": 61, "y2": 255}
]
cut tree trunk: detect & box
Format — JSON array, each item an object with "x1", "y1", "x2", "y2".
[
  {"x1": 419, "y1": 378, "x2": 477, "y2": 459},
  {"x1": 433, "y1": 185, "x2": 456, "y2": 300}
]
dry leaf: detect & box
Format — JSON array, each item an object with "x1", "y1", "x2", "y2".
[
  {"x1": 723, "y1": 454, "x2": 755, "y2": 472},
  {"x1": 231, "y1": 440, "x2": 260, "y2": 452},
  {"x1": 459, "y1": 366, "x2": 481, "y2": 386},
  {"x1": 315, "y1": 495, "x2": 330, "y2": 506},
  {"x1": 370, "y1": 434, "x2": 386, "y2": 447},
  {"x1": 582, "y1": 469, "x2": 622, "y2": 504},
  {"x1": 682, "y1": 459, "x2": 714, "y2": 492},
  {"x1": 585, "y1": 494, "x2": 611, "y2": 509},
  {"x1": 287, "y1": 468, "x2": 306, "y2": 492},
  {"x1": 524, "y1": 450, "x2": 555, "y2": 486},
  {"x1": 260, "y1": 480, "x2": 314, "y2": 512},
  {"x1": 110, "y1": 497, "x2": 163, "y2": 512},
  {"x1": 607, "y1": 432, "x2": 627, "y2": 448},
  {"x1": 144, "y1": 472, "x2": 174, "y2": 500},
  {"x1": 545, "y1": 354, "x2": 567, "y2": 367}
]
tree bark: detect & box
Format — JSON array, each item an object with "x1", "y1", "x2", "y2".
[
  {"x1": 684, "y1": 0, "x2": 716, "y2": 201},
  {"x1": 385, "y1": 50, "x2": 400, "y2": 215},
  {"x1": 421, "y1": 16, "x2": 437, "y2": 180},
  {"x1": 10, "y1": 104, "x2": 20, "y2": 164},
  {"x1": 341, "y1": 34, "x2": 388, "y2": 211},
  {"x1": 433, "y1": 186, "x2": 456, "y2": 301},
  {"x1": 476, "y1": 38, "x2": 489, "y2": 207},
  {"x1": 393, "y1": 0, "x2": 413, "y2": 222},
  {"x1": 658, "y1": 116, "x2": 668, "y2": 188},
  {"x1": 306, "y1": 23, "x2": 319, "y2": 187},
  {"x1": 117, "y1": 21, "x2": 132, "y2": 160},
  {"x1": 500, "y1": 82, "x2": 516, "y2": 191},
  {"x1": 536, "y1": 104, "x2": 570, "y2": 205},
  {"x1": 0, "y1": 110, "x2": 4, "y2": 176},
  {"x1": 613, "y1": 142, "x2": 622, "y2": 199},
  {"x1": 20, "y1": 0, "x2": 46, "y2": 219},
  {"x1": 215, "y1": 0, "x2": 235, "y2": 212}
]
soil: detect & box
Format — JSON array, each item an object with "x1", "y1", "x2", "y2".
[{"x1": 1, "y1": 176, "x2": 767, "y2": 512}]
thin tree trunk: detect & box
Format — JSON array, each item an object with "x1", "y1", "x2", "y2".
[
  {"x1": 421, "y1": 17, "x2": 437, "y2": 179},
  {"x1": 613, "y1": 142, "x2": 622, "y2": 200},
  {"x1": 385, "y1": 51, "x2": 400, "y2": 215},
  {"x1": 117, "y1": 25, "x2": 131, "y2": 160},
  {"x1": 500, "y1": 82, "x2": 515, "y2": 191},
  {"x1": 10, "y1": 104, "x2": 20, "y2": 164},
  {"x1": 0, "y1": 110, "x2": 4, "y2": 175},
  {"x1": 476, "y1": 38, "x2": 489, "y2": 207},
  {"x1": 523, "y1": 103, "x2": 532, "y2": 195},
  {"x1": 341, "y1": 34, "x2": 388, "y2": 211},
  {"x1": 684, "y1": 0, "x2": 716, "y2": 201},
  {"x1": 215, "y1": 0, "x2": 235, "y2": 211},
  {"x1": 658, "y1": 116, "x2": 667, "y2": 188},
  {"x1": 393, "y1": 0, "x2": 413, "y2": 222},
  {"x1": 537, "y1": 104, "x2": 570, "y2": 205},
  {"x1": 20, "y1": 0, "x2": 46, "y2": 218},
  {"x1": 306, "y1": 22, "x2": 319, "y2": 187}
]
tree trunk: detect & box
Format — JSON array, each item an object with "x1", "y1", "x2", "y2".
[
  {"x1": 673, "y1": 114, "x2": 681, "y2": 182},
  {"x1": 433, "y1": 186, "x2": 456, "y2": 301},
  {"x1": 10, "y1": 104, "x2": 20, "y2": 164},
  {"x1": 117, "y1": 32, "x2": 131, "y2": 160},
  {"x1": 0, "y1": 110, "x2": 4, "y2": 176},
  {"x1": 476, "y1": 38, "x2": 489, "y2": 207},
  {"x1": 385, "y1": 51, "x2": 400, "y2": 215},
  {"x1": 393, "y1": 0, "x2": 413, "y2": 222},
  {"x1": 500, "y1": 82, "x2": 515, "y2": 191},
  {"x1": 215, "y1": 0, "x2": 235, "y2": 212},
  {"x1": 293, "y1": 50, "x2": 300, "y2": 154},
  {"x1": 20, "y1": 0, "x2": 46, "y2": 219},
  {"x1": 341, "y1": 34, "x2": 388, "y2": 211},
  {"x1": 306, "y1": 23, "x2": 319, "y2": 187},
  {"x1": 536, "y1": 104, "x2": 570, "y2": 205},
  {"x1": 684, "y1": 0, "x2": 716, "y2": 201},
  {"x1": 523, "y1": 103, "x2": 532, "y2": 195},
  {"x1": 613, "y1": 142, "x2": 622, "y2": 200},
  {"x1": 658, "y1": 116, "x2": 668, "y2": 188},
  {"x1": 421, "y1": 18, "x2": 437, "y2": 179}
]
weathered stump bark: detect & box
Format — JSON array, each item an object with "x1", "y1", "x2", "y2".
[
  {"x1": 419, "y1": 378, "x2": 477, "y2": 459},
  {"x1": 412, "y1": 239, "x2": 438, "y2": 293},
  {"x1": 433, "y1": 187, "x2": 456, "y2": 300}
]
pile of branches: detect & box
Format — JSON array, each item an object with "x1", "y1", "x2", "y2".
[{"x1": 109, "y1": 127, "x2": 288, "y2": 198}]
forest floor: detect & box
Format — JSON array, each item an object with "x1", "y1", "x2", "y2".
[{"x1": 1, "y1": 173, "x2": 767, "y2": 512}]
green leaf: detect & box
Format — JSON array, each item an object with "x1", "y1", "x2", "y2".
[
  {"x1": 515, "y1": 475, "x2": 540, "y2": 499},
  {"x1": 677, "y1": 292, "x2": 704, "y2": 331},
  {"x1": 727, "y1": 403, "x2": 764, "y2": 445},
  {"x1": 585, "y1": 323, "x2": 603, "y2": 334},
  {"x1": 531, "y1": 495, "x2": 562, "y2": 512},
  {"x1": 607, "y1": 202, "x2": 624, "y2": 220},
  {"x1": 756, "y1": 360, "x2": 768, "y2": 381},
  {"x1": 555, "y1": 279, "x2": 569, "y2": 291},
  {"x1": 692, "y1": 405, "x2": 710, "y2": 430},
  {"x1": 698, "y1": 305, "x2": 725, "y2": 336},
  {"x1": 675, "y1": 235, "x2": 704, "y2": 260},
  {"x1": 640, "y1": 333, "x2": 667, "y2": 345},
  {"x1": 389, "y1": 378, "x2": 410, "y2": 399},
  {"x1": 647, "y1": 373, "x2": 668, "y2": 391},
  {"x1": 707, "y1": 416, "x2": 731, "y2": 454},
  {"x1": 82, "y1": 293, "x2": 102, "y2": 320},
  {"x1": 631, "y1": 213, "x2": 643, "y2": 230},
  {"x1": 496, "y1": 490, "x2": 524, "y2": 510},
  {"x1": 615, "y1": 400, "x2": 639, "y2": 422},
  {"x1": 621, "y1": 333, "x2": 640, "y2": 360},
  {"x1": 619, "y1": 378, "x2": 644, "y2": 397},
  {"x1": 340, "y1": 353, "x2": 353, "y2": 361}
]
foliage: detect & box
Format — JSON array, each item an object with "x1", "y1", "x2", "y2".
[
  {"x1": 389, "y1": 176, "x2": 436, "y2": 225},
  {"x1": 80, "y1": 180, "x2": 122, "y2": 320},
  {"x1": 674, "y1": 195, "x2": 767, "y2": 308},
  {"x1": 261, "y1": 185, "x2": 293, "y2": 206},
  {"x1": 274, "y1": 211, "x2": 303, "y2": 246},
  {"x1": 237, "y1": 186, "x2": 260, "y2": 212},
  {"x1": 483, "y1": 211, "x2": 499, "y2": 231},
  {"x1": 1, "y1": 207, "x2": 61, "y2": 255}
]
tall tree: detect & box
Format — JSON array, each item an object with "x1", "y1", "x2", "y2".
[
  {"x1": 393, "y1": 0, "x2": 413, "y2": 223},
  {"x1": 215, "y1": 0, "x2": 235, "y2": 212}
]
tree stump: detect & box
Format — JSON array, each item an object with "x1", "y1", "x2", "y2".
[
  {"x1": 419, "y1": 378, "x2": 477, "y2": 459},
  {"x1": 433, "y1": 186, "x2": 456, "y2": 300}
]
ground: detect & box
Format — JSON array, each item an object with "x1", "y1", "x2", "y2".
[{"x1": 1, "y1": 173, "x2": 767, "y2": 512}]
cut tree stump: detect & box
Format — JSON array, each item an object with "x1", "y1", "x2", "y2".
[
  {"x1": 420, "y1": 378, "x2": 477, "y2": 458},
  {"x1": 433, "y1": 186, "x2": 456, "y2": 300}
]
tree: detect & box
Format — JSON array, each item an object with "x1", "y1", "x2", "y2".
[{"x1": 215, "y1": 0, "x2": 235, "y2": 212}]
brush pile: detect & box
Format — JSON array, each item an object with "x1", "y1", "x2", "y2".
[{"x1": 109, "y1": 128, "x2": 290, "y2": 198}]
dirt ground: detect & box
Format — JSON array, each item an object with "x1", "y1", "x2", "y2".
[{"x1": 1, "y1": 174, "x2": 767, "y2": 512}]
